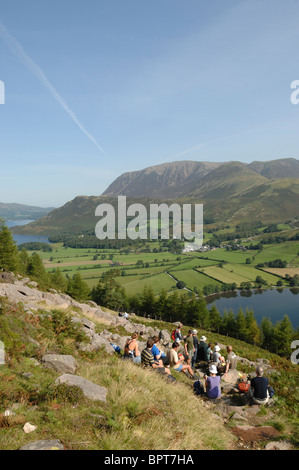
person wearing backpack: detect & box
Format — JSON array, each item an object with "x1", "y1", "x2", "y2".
[
  {"x1": 171, "y1": 323, "x2": 184, "y2": 343},
  {"x1": 123, "y1": 333, "x2": 141, "y2": 363}
]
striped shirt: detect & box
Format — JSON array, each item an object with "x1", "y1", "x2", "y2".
[{"x1": 141, "y1": 348, "x2": 155, "y2": 367}]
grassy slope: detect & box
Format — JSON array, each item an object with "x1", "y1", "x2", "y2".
[
  {"x1": 0, "y1": 297, "x2": 298, "y2": 450},
  {"x1": 0, "y1": 299, "x2": 234, "y2": 451}
]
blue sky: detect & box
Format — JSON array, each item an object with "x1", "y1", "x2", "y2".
[{"x1": 0, "y1": 0, "x2": 299, "y2": 207}]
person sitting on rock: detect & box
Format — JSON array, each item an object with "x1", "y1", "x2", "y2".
[
  {"x1": 167, "y1": 341, "x2": 196, "y2": 379},
  {"x1": 212, "y1": 345, "x2": 226, "y2": 374},
  {"x1": 141, "y1": 339, "x2": 171, "y2": 376},
  {"x1": 249, "y1": 365, "x2": 271, "y2": 405},
  {"x1": 205, "y1": 364, "x2": 221, "y2": 400},
  {"x1": 224, "y1": 345, "x2": 238, "y2": 375},
  {"x1": 151, "y1": 336, "x2": 168, "y2": 367},
  {"x1": 123, "y1": 332, "x2": 141, "y2": 363}
]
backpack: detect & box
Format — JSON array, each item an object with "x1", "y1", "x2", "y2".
[
  {"x1": 193, "y1": 380, "x2": 204, "y2": 396},
  {"x1": 124, "y1": 339, "x2": 134, "y2": 356},
  {"x1": 171, "y1": 329, "x2": 176, "y2": 341},
  {"x1": 268, "y1": 386, "x2": 275, "y2": 398},
  {"x1": 238, "y1": 382, "x2": 250, "y2": 393}
]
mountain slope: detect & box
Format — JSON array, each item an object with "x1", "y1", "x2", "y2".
[
  {"x1": 11, "y1": 158, "x2": 299, "y2": 235},
  {"x1": 248, "y1": 158, "x2": 299, "y2": 179},
  {"x1": 0, "y1": 202, "x2": 54, "y2": 221},
  {"x1": 102, "y1": 160, "x2": 223, "y2": 198}
]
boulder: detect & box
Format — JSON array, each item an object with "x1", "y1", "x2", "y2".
[
  {"x1": 19, "y1": 439, "x2": 64, "y2": 450},
  {"x1": 79, "y1": 334, "x2": 114, "y2": 354},
  {"x1": 221, "y1": 369, "x2": 240, "y2": 385},
  {"x1": 41, "y1": 354, "x2": 78, "y2": 374},
  {"x1": 159, "y1": 330, "x2": 171, "y2": 342},
  {"x1": 56, "y1": 374, "x2": 107, "y2": 402},
  {"x1": 265, "y1": 441, "x2": 293, "y2": 451}
]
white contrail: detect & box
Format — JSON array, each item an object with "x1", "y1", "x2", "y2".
[{"x1": 0, "y1": 20, "x2": 107, "y2": 156}]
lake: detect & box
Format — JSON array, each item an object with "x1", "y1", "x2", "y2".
[
  {"x1": 206, "y1": 288, "x2": 299, "y2": 329},
  {"x1": 7, "y1": 220, "x2": 50, "y2": 245}
]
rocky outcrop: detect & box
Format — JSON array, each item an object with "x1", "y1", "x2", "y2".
[
  {"x1": 19, "y1": 439, "x2": 64, "y2": 450},
  {"x1": 41, "y1": 354, "x2": 78, "y2": 374},
  {"x1": 55, "y1": 374, "x2": 107, "y2": 402}
]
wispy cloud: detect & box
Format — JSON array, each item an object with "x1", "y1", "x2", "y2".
[{"x1": 0, "y1": 19, "x2": 107, "y2": 156}]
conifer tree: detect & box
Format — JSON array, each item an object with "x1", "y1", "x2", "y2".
[
  {"x1": 209, "y1": 304, "x2": 222, "y2": 332},
  {"x1": 67, "y1": 272, "x2": 90, "y2": 302},
  {"x1": 273, "y1": 315, "x2": 294, "y2": 357},
  {"x1": 235, "y1": 308, "x2": 247, "y2": 341},
  {"x1": 0, "y1": 220, "x2": 18, "y2": 272}
]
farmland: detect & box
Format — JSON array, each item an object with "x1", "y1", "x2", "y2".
[{"x1": 23, "y1": 237, "x2": 299, "y2": 296}]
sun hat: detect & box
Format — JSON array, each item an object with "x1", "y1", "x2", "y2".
[
  {"x1": 200, "y1": 335, "x2": 207, "y2": 341},
  {"x1": 192, "y1": 329, "x2": 198, "y2": 335},
  {"x1": 209, "y1": 365, "x2": 218, "y2": 374},
  {"x1": 214, "y1": 345, "x2": 221, "y2": 352}
]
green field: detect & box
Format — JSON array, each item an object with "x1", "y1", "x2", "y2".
[
  {"x1": 27, "y1": 238, "x2": 299, "y2": 295},
  {"x1": 201, "y1": 263, "x2": 283, "y2": 286},
  {"x1": 170, "y1": 268, "x2": 222, "y2": 291}
]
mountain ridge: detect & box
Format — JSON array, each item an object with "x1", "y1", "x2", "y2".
[{"x1": 11, "y1": 157, "x2": 299, "y2": 235}]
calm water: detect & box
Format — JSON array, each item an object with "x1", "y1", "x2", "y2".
[
  {"x1": 7, "y1": 220, "x2": 50, "y2": 245},
  {"x1": 206, "y1": 288, "x2": 299, "y2": 329}
]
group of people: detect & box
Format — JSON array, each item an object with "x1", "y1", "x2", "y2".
[{"x1": 123, "y1": 323, "x2": 273, "y2": 404}]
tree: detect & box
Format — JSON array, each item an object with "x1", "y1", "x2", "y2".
[
  {"x1": 209, "y1": 304, "x2": 222, "y2": 333},
  {"x1": 260, "y1": 317, "x2": 274, "y2": 351},
  {"x1": 17, "y1": 248, "x2": 30, "y2": 275},
  {"x1": 51, "y1": 268, "x2": 67, "y2": 292},
  {"x1": 0, "y1": 220, "x2": 18, "y2": 272},
  {"x1": 245, "y1": 309, "x2": 261, "y2": 345},
  {"x1": 27, "y1": 252, "x2": 49, "y2": 287},
  {"x1": 67, "y1": 272, "x2": 90, "y2": 302},
  {"x1": 235, "y1": 308, "x2": 247, "y2": 341},
  {"x1": 273, "y1": 315, "x2": 294, "y2": 357}
]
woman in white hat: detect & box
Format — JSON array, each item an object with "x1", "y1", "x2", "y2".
[
  {"x1": 212, "y1": 345, "x2": 226, "y2": 374},
  {"x1": 205, "y1": 364, "x2": 221, "y2": 399}
]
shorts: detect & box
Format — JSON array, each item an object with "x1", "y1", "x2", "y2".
[{"x1": 173, "y1": 364, "x2": 183, "y2": 372}]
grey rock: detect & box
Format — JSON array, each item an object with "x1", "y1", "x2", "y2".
[
  {"x1": 41, "y1": 354, "x2": 78, "y2": 374},
  {"x1": 265, "y1": 441, "x2": 293, "y2": 451},
  {"x1": 56, "y1": 374, "x2": 107, "y2": 402},
  {"x1": 230, "y1": 412, "x2": 248, "y2": 422},
  {"x1": 19, "y1": 439, "x2": 64, "y2": 450}
]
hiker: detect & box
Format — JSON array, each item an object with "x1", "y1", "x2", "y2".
[
  {"x1": 205, "y1": 364, "x2": 221, "y2": 400},
  {"x1": 172, "y1": 323, "x2": 184, "y2": 343},
  {"x1": 249, "y1": 365, "x2": 272, "y2": 405},
  {"x1": 184, "y1": 330, "x2": 195, "y2": 365},
  {"x1": 224, "y1": 345, "x2": 238, "y2": 374},
  {"x1": 212, "y1": 345, "x2": 226, "y2": 374},
  {"x1": 167, "y1": 341, "x2": 195, "y2": 379},
  {"x1": 207, "y1": 342, "x2": 213, "y2": 361},
  {"x1": 197, "y1": 335, "x2": 209, "y2": 362},
  {"x1": 123, "y1": 332, "x2": 141, "y2": 363},
  {"x1": 141, "y1": 339, "x2": 171, "y2": 375},
  {"x1": 191, "y1": 329, "x2": 199, "y2": 369},
  {"x1": 151, "y1": 336, "x2": 169, "y2": 367}
]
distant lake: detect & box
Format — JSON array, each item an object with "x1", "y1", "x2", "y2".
[
  {"x1": 206, "y1": 288, "x2": 299, "y2": 329},
  {"x1": 7, "y1": 220, "x2": 50, "y2": 245}
]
